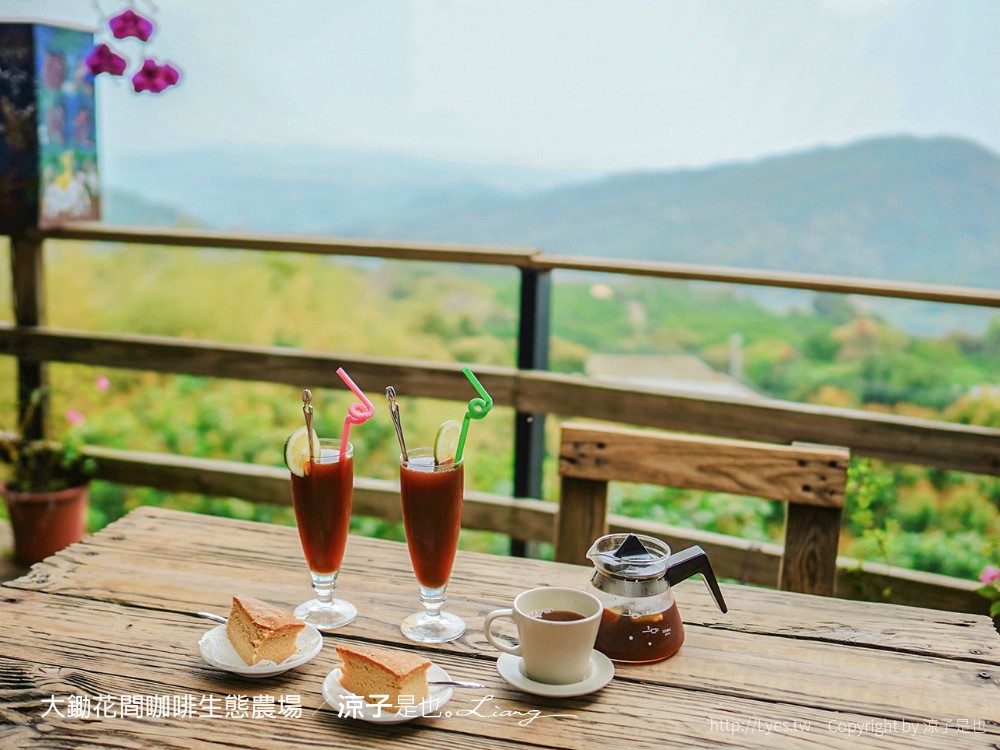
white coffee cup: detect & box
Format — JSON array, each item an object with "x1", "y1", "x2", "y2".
[{"x1": 483, "y1": 587, "x2": 602, "y2": 685}]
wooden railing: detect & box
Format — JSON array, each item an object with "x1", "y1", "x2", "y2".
[{"x1": 3, "y1": 223, "x2": 999, "y2": 613}]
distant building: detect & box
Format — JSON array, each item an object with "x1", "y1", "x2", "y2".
[{"x1": 585, "y1": 353, "x2": 761, "y2": 400}]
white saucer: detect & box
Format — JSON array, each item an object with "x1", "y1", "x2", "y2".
[
  {"x1": 496, "y1": 651, "x2": 614, "y2": 697},
  {"x1": 198, "y1": 624, "x2": 323, "y2": 678},
  {"x1": 323, "y1": 664, "x2": 454, "y2": 724}
]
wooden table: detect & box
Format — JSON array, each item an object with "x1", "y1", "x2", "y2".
[{"x1": 1, "y1": 506, "x2": 997, "y2": 749}]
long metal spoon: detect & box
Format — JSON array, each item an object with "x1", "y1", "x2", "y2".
[
  {"x1": 385, "y1": 386, "x2": 408, "y2": 462},
  {"x1": 302, "y1": 389, "x2": 315, "y2": 464},
  {"x1": 428, "y1": 679, "x2": 485, "y2": 688}
]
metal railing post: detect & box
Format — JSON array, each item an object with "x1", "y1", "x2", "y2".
[{"x1": 511, "y1": 266, "x2": 551, "y2": 556}]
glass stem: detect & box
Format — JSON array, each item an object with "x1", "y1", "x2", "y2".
[
  {"x1": 419, "y1": 584, "x2": 447, "y2": 619},
  {"x1": 311, "y1": 571, "x2": 338, "y2": 605}
]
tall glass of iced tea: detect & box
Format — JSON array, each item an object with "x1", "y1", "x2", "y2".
[
  {"x1": 289, "y1": 437, "x2": 356, "y2": 630},
  {"x1": 399, "y1": 447, "x2": 465, "y2": 643}
]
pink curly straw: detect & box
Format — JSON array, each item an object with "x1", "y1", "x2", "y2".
[{"x1": 336, "y1": 367, "x2": 374, "y2": 459}]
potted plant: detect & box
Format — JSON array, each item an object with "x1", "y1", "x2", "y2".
[
  {"x1": 977, "y1": 566, "x2": 1000, "y2": 636},
  {"x1": 1, "y1": 380, "x2": 103, "y2": 564}
]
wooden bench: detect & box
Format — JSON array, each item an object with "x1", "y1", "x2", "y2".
[{"x1": 555, "y1": 422, "x2": 850, "y2": 596}]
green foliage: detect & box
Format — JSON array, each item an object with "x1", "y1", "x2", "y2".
[
  {"x1": 847, "y1": 459, "x2": 897, "y2": 530},
  {"x1": 841, "y1": 459, "x2": 999, "y2": 578},
  {"x1": 611, "y1": 484, "x2": 781, "y2": 543},
  {"x1": 4, "y1": 239, "x2": 1000, "y2": 576},
  {"x1": 845, "y1": 459, "x2": 900, "y2": 565},
  {"x1": 856, "y1": 529, "x2": 993, "y2": 579},
  {"x1": 858, "y1": 352, "x2": 961, "y2": 408},
  {"x1": 812, "y1": 293, "x2": 858, "y2": 324},
  {"x1": 802, "y1": 329, "x2": 840, "y2": 362}
]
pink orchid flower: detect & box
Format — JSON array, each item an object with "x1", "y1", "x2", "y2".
[
  {"x1": 132, "y1": 59, "x2": 181, "y2": 94},
  {"x1": 65, "y1": 409, "x2": 85, "y2": 427},
  {"x1": 85, "y1": 43, "x2": 128, "y2": 77},
  {"x1": 132, "y1": 59, "x2": 162, "y2": 93},
  {"x1": 109, "y1": 9, "x2": 154, "y2": 42},
  {"x1": 95, "y1": 375, "x2": 111, "y2": 392},
  {"x1": 981, "y1": 565, "x2": 1000, "y2": 586},
  {"x1": 158, "y1": 63, "x2": 180, "y2": 88}
]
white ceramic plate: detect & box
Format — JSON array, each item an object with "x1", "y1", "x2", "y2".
[
  {"x1": 323, "y1": 663, "x2": 454, "y2": 724},
  {"x1": 198, "y1": 623, "x2": 323, "y2": 678},
  {"x1": 496, "y1": 650, "x2": 614, "y2": 697}
]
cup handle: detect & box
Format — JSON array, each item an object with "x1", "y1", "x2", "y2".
[{"x1": 483, "y1": 608, "x2": 521, "y2": 655}]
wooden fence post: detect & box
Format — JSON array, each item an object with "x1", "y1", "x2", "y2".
[{"x1": 10, "y1": 232, "x2": 47, "y2": 441}]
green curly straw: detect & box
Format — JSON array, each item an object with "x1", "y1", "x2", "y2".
[{"x1": 455, "y1": 367, "x2": 493, "y2": 463}]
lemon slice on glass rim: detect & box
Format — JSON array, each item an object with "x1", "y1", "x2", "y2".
[
  {"x1": 284, "y1": 426, "x2": 320, "y2": 477},
  {"x1": 433, "y1": 420, "x2": 462, "y2": 465}
]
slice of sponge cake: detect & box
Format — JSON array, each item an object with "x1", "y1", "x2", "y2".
[
  {"x1": 336, "y1": 643, "x2": 431, "y2": 709},
  {"x1": 227, "y1": 595, "x2": 304, "y2": 665}
]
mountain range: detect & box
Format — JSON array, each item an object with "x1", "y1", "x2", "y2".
[
  {"x1": 102, "y1": 146, "x2": 597, "y2": 234},
  {"x1": 104, "y1": 136, "x2": 1000, "y2": 293}
]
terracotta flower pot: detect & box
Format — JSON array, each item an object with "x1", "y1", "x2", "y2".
[{"x1": 1, "y1": 483, "x2": 89, "y2": 564}]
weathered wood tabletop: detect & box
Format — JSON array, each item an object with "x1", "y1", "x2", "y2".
[{"x1": 1, "y1": 506, "x2": 997, "y2": 749}]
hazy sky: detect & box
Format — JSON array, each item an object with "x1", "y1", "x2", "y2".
[{"x1": 4, "y1": 0, "x2": 999, "y2": 171}]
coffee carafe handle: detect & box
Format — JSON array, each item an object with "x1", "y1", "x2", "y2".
[{"x1": 664, "y1": 545, "x2": 728, "y2": 613}]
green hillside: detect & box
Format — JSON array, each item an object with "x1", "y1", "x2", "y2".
[
  {"x1": 348, "y1": 136, "x2": 1000, "y2": 288},
  {"x1": 104, "y1": 136, "x2": 1000, "y2": 292}
]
